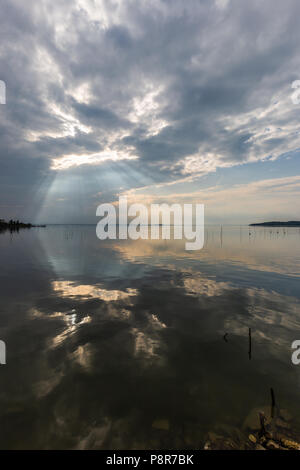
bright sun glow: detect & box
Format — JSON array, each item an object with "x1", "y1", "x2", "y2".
[{"x1": 51, "y1": 150, "x2": 139, "y2": 170}]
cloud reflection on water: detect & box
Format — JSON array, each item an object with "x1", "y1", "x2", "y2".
[{"x1": 0, "y1": 225, "x2": 300, "y2": 449}]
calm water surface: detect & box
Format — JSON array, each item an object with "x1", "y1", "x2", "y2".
[{"x1": 0, "y1": 225, "x2": 300, "y2": 449}]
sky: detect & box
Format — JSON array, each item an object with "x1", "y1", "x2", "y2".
[{"x1": 0, "y1": 0, "x2": 300, "y2": 224}]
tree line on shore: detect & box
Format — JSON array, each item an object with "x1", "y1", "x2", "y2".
[{"x1": 0, "y1": 219, "x2": 45, "y2": 231}]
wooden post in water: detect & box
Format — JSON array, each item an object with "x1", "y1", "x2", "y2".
[
  {"x1": 271, "y1": 387, "x2": 276, "y2": 418},
  {"x1": 248, "y1": 327, "x2": 252, "y2": 360}
]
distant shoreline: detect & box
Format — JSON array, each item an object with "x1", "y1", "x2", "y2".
[
  {"x1": 249, "y1": 221, "x2": 300, "y2": 227},
  {"x1": 0, "y1": 219, "x2": 46, "y2": 231}
]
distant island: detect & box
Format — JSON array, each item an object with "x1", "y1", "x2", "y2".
[
  {"x1": 249, "y1": 221, "x2": 300, "y2": 227},
  {"x1": 0, "y1": 218, "x2": 46, "y2": 232}
]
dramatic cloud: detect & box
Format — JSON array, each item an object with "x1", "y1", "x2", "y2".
[{"x1": 0, "y1": 0, "x2": 300, "y2": 221}]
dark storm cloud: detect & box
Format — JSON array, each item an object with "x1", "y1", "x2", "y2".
[
  {"x1": 1, "y1": 0, "x2": 300, "y2": 220},
  {"x1": 72, "y1": 100, "x2": 131, "y2": 129}
]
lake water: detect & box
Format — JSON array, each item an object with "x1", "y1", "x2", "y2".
[{"x1": 0, "y1": 225, "x2": 300, "y2": 449}]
